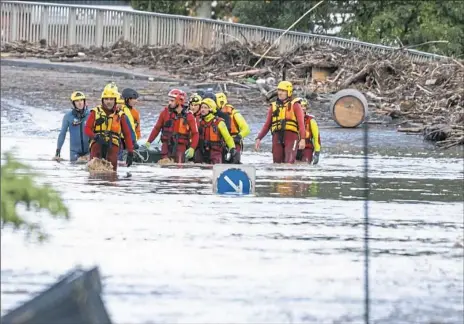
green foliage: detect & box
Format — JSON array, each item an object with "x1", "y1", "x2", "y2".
[
  {"x1": 130, "y1": 0, "x2": 234, "y2": 19},
  {"x1": 131, "y1": 0, "x2": 189, "y2": 15},
  {"x1": 340, "y1": 0, "x2": 464, "y2": 57},
  {"x1": 131, "y1": 0, "x2": 463, "y2": 57},
  {"x1": 1, "y1": 151, "x2": 70, "y2": 241},
  {"x1": 232, "y1": 0, "x2": 342, "y2": 33}
]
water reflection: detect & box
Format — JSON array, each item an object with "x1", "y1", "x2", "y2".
[{"x1": 259, "y1": 177, "x2": 320, "y2": 198}]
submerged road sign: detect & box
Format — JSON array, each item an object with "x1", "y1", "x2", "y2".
[{"x1": 213, "y1": 164, "x2": 256, "y2": 195}]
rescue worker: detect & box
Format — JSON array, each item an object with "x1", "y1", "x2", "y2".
[
  {"x1": 84, "y1": 87, "x2": 134, "y2": 171},
  {"x1": 54, "y1": 91, "x2": 90, "y2": 162},
  {"x1": 216, "y1": 92, "x2": 250, "y2": 164},
  {"x1": 189, "y1": 93, "x2": 202, "y2": 124},
  {"x1": 144, "y1": 89, "x2": 199, "y2": 163},
  {"x1": 201, "y1": 91, "x2": 231, "y2": 132},
  {"x1": 195, "y1": 98, "x2": 237, "y2": 164},
  {"x1": 105, "y1": 83, "x2": 137, "y2": 147},
  {"x1": 121, "y1": 88, "x2": 141, "y2": 140},
  {"x1": 255, "y1": 81, "x2": 306, "y2": 164},
  {"x1": 296, "y1": 98, "x2": 321, "y2": 164}
]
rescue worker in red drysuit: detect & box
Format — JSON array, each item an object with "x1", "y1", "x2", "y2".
[
  {"x1": 194, "y1": 98, "x2": 237, "y2": 164},
  {"x1": 296, "y1": 98, "x2": 321, "y2": 164},
  {"x1": 84, "y1": 87, "x2": 134, "y2": 171},
  {"x1": 189, "y1": 93, "x2": 202, "y2": 124},
  {"x1": 255, "y1": 81, "x2": 306, "y2": 163},
  {"x1": 144, "y1": 89, "x2": 199, "y2": 163}
]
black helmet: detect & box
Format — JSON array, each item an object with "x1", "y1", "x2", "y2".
[
  {"x1": 196, "y1": 90, "x2": 206, "y2": 98},
  {"x1": 121, "y1": 88, "x2": 139, "y2": 99},
  {"x1": 203, "y1": 91, "x2": 216, "y2": 101}
]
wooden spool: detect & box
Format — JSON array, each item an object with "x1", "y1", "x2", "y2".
[{"x1": 330, "y1": 89, "x2": 369, "y2": 128}]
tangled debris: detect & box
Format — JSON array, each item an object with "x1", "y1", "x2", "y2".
[{"x1": 2, "y1": 40, "x2": 463, "y2": 148}]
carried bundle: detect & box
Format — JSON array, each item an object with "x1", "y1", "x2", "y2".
[{"x1": 86, "y1": 157, "x2": 114, "y2": 173}]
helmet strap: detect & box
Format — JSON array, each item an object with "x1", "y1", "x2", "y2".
[{"x1": 125, "y1": 98, "x2": 132, "y2": 108}]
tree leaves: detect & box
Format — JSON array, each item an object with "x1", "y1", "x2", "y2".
[
  {"x1": 1, "y1": 151, "x2": 70, "y2": 241},
  {"x1": 340, "y1": 0, "x2": 464, "y2": 57},
  {"x1": 131, "y1": 0, "x2": 463, "y2": 57}
]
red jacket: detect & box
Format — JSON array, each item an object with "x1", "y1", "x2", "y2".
[
  {"x1": 148, "y1": 107, "x2": 199, "y2": 149},
  {"x1": 84, "y1": 107, "x2": 134, "y2": 152}
]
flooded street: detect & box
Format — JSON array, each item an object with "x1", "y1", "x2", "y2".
[{"x1": 1, "y1": 67, "x2": 463, "y2": 323}]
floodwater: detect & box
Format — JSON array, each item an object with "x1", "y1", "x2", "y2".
[{"x1": 1, "y1": 96, "x2": 463, "y2": 323}]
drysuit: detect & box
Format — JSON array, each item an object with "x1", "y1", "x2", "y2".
[{"x1": 56, "y1": 109, "x2": 90, "y2": 161}]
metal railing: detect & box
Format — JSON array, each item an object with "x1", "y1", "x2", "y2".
[{"x1": 1, "y1": 1, "x2": 448, "y2": 63}]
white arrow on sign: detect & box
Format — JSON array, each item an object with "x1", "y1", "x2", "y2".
[{"x1": 224, "y1": 175, "x2": 243, "y2": 194}]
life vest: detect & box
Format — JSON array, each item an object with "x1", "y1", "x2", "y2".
[
  {"x1": 119, "y1": 105, "x2": 136, "y2": 140},
  {"x1": 128, "y1": 106, "x2": 140, "y2": 137},
  {"x1": 91, "y1": 105, "x2": 124, "y2": 146},
  {"x1": 304, "y1": 114, "x2": 321, "y2": 149},
  {"x1": 161, "y1": 107, "x2": 191, "y2": 145},
  {"x1": 270, "y1": 98, "x2": 300, "y2": 134},
  {"x1": 221, "y1": 104, "x2": 239, "y2": 135},
  {"x1": 199, "y1": 116, "x2": 224, "y2": 152}
]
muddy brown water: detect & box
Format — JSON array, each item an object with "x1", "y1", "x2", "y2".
[{"x1": 1, "y1": 66, "x2": 463, "y2": 323}]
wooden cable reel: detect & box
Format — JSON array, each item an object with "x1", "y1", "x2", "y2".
[{"x1": 330, "y1": 89, "x2": 369, "y2": 128}]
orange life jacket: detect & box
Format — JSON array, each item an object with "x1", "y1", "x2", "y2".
[
  {"x1": 304, "y1": 114, "x2": 321, "y2": 149},
  {"x1": 221, "y1": 104, "x2": 239, "y2": 135},
  {"x1": 128, "y1": 106, "x2": 141, "y2": 139},
  {"x1": 161, "y1": 107, "x2": 191, "y2": 145},
  {"x1": 199, "y1": 116, "x2": 224, "y2": 152}
]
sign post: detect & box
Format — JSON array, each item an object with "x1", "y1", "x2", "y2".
[{"x1": 213, "y1": 164, "x2": 256, "y2": 195}]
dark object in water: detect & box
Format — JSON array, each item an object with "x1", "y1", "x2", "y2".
[
  {"x1": 1, "y1": 266, "x2": 112, "y2": 324},
  {"x1": 122, "y1": 145, "x2": 162, "y2": 163},
  {"x1": 423, "y1": 124, "x2": 451, "y2": 142}
]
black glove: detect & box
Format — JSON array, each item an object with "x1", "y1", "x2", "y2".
[
  {"x1": 133, "y1": 142, "x2": 140, "y2": 150},
  {"x1": 234, "y1": 134, "x2": 242, "y2": 145},
  {"x1": 55, "y1": 149, "x2": 60, "y2": 157},
  {"x1": 312, "y1": 151, "x2": 320, "y2": 165},
  {"x1": 229, "y1": 148, "x2": 237, "y2": 160},
  {"x1": 126, "y1": 151, "x2": 134, "y2": 167},
  {"x1": 94, "y1": 134, "x2": 106, "y2": 145}
]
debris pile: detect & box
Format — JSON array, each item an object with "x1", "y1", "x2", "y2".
[{"x1": 2, "y1": 40, "x2": 463, "y2": 148}]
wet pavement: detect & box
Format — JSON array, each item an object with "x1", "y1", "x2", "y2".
[{"x1": 1, "y1": 66, "x2": 463, "y2": 324}]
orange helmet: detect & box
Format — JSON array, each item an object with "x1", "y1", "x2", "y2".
[{"x1": 168, "y1": 89, "x2": 186, "y2": 106}]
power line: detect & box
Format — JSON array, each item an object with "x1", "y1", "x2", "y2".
[{"x1": 362, "y1": 121, "x2": 370, "y2": 324}]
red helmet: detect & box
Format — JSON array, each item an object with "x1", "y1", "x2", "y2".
[{"x1": 168, "y1": 89, "x2": 186, "y2": 106}]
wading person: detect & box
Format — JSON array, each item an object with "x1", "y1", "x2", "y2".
[
  {"x1": 54, "y1": 91, "x2": 90, "y2": 162},
  {"x1": 84, "y1": 87, "x2": 134, "y2": 171},
  {"x1": 296, "y1": 98, "x2": 321, "y2": 164},
  {"x1": 121, "y1": 88, "x2": 142, "y2": 140},
  {"x1": 189, "y1": 93, "x2": 202, "y2": 124},
  {"x1": 144, "y1": 89, "x2": 199, "y2": 163},
  {"x1": 215, "y1": 92, "x2": 250, "y2": 164},
  {"x1": 255, "y1": 81, "x2": 306, "y2": 164},
  {"x1": 198, "y1": 90, "x2": 231, "y2": 133},
  {"x1": 194, "y1": 98, "x2": 236, "y2": 164}
]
